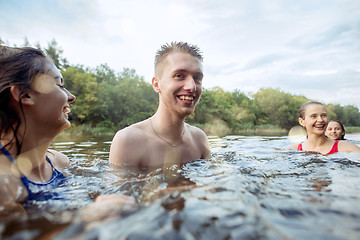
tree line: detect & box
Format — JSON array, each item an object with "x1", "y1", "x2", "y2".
[{"x1": 2, "y1": 38, "x2": 360, "y2": 135}]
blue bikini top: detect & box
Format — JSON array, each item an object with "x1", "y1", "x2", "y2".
[{"x1": 0, "y1": 143, "x2": 66, "y2": 202}]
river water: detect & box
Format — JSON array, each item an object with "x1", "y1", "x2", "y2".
[{"x1": 2, "y1": 133, "x2": 360, "y2": 240}]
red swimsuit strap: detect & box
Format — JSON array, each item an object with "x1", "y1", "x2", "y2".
[
  {"x1": 327, "y1": 140, "x2": 339, "y2": 155},
  {"x1": 297, "y1": 143, "x2": 303, "y2": 151}
]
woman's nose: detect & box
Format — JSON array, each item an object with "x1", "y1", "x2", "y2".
[{"x1": 68, "y1": 91, "x2": 76, "y2": 103}]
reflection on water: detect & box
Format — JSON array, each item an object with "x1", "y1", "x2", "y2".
[{"x1": 1, "y1": 133, "x2": 360, "y2": 239}]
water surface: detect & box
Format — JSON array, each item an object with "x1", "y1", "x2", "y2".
[{"x1": 2, "y1": 133, "x2": 360, "y2": 240}]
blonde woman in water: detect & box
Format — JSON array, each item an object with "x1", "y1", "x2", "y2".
[{"x1": 290, "y1": 101, "x2": 360, "y2": 154}]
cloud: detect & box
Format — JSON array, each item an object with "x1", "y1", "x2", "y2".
[
  {"x1": 303, "y1": 70, "x2": 338, "y2": 76},
  {"x1": 242, "y1": 53, "x2": 286, "y2": 70},
  {"x1": 1, "y1": 0, "x2": 359, "y2": 110}
]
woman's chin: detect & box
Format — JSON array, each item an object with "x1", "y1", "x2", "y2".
[{"x1": 60, "y1": 121, "x2": 71, "y2": 131}]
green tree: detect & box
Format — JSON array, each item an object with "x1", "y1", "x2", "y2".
[
  {"x1": 94, "y1": 68, "x2": 157, "y2": 129},
  {"x1": 62, "y1": 67, "x2": 98, "y2": 123},
  {"x1": 22, "y1": 37, "x2": 31, "y2": 47},
  {"x1": 343, "y1": 105, "x2": 360, "y2": 126},
  {"x1": 326, "y1": 104, "x2": 343, "y2": 121},
  {"x1": 44, "y1": 39, "x2": 69, "y2": 70},
  {"x1": 254, "y1": 88, "x2": 308, "y2": 129},
  {"x1": 231, "y1": 90, "x2": 259, "y2": 128},
  {"x1": 94, "y1": 64, "x2": 117, "y2": 85}
]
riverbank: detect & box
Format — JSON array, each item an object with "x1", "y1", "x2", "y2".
[
  {"x1": 61, "y1": 124, "x2": 360, "y2": 138},
  {"x1": 61, "y1": 123, "x2": 289, "y2": 137}
]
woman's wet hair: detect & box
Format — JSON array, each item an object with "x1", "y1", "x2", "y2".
[
  {"x1": 299, "y1": 101, "x2": 324, "y2": 119},
  {"x1": 0, "y1": 46, "x2": 52, "y2": 154}
]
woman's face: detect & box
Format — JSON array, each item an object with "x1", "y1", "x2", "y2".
[
  {"x1": 30, "y1": 63, "x2": 76, "y2": 133},
  {"x1": 325, "y1": 121, "x2": 344, "y2": 140},
  {"x1": 299, "y1": 104, "x2": 328, "y2": 135}
]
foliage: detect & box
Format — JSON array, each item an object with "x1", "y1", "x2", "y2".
[
  {"x1": 93, "y1": 67, "x2": 157, "y2": 129},
  {"x1": 62, "y1": 67, "x2": 98, "y2": 123},
  {"x1": 2, "y1": 38, "x2": 360, "y2": 135},
  {"x1": 253, "y1": 88, "x2": 308, "y2": 129}
]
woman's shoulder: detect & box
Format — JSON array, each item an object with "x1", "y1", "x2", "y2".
[
  {"x1": 338, "y1": 140, "x2": 360, "y2": 153},
  {"x1": 47, "y1": 149, "x2": 70, "y2": 169},
  {"x1": 288, "y1": 143, "x2": 300, "y2": 150},
  {"x1": 0, "y1": 155, "x2": 28, "y2": 203}
]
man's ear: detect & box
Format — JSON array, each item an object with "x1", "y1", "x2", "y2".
[
  {"x1": 152, "y1": 77, "x2": 161, "y2": 93},
  {"x1": 10, "y1": 86, "x2": 35, "y2": 106}
]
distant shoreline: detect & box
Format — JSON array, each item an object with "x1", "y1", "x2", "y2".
[{"x1": 60, "y1": 124, "x2": 360, "y2": 138}]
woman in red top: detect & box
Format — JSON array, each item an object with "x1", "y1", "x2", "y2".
[{"x1": 290, "y1": 101, "x2": 360, "y2": 155}]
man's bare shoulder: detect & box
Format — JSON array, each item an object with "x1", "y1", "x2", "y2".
[
  {"x1": 185, "y1": 123, "x2": 211, "y2": 159},
  {"x1": 109, "y1": 119, "x2": 150, "y2": 166},
  {"x1": 186, "y1": 123, "x2": 207, "y2": 139},
  {"x1": 113, "y1": 120, "x2": 149, "y2": 142}
]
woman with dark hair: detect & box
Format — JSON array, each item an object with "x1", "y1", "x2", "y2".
[
  {"x1": 0, "y1": 46, "x2": 76, "y2": 203},
  {"x1": 289, "y1": 101, "x2": 360, "y2": 154},
  {"x1": 325, "y1": 120, "x2": 346, "y2": 140},
  {"x1": 0, "y1": 46, "x2": 134, "y2": 208}
]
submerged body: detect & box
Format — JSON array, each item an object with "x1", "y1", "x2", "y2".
[
  {"x1": 0, "y1": 144, "x2": 66, "y2": 202},
  {"x1": 297, "y1": 140, "x2": 339, "y2": 155},
  {"x1": 290, "y1": 102, "x2": 360, "y2": 154},
  {"x1": 12, "y1": 134, "x2": 360, "y2": 240},
  {"x1": 0, "y1": 46, "x2": 74, "y2": 204},
  {"x1": 110, "y1": 42, "x2": 210, "y2": 169}
]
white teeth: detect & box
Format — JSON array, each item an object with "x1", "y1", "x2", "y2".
[
  {"x1": 179, "y1": 96, "x2": 194, "y2": 101},
  {"x1": 64, "y1": 107, "x2": 71, "y2": 114}
]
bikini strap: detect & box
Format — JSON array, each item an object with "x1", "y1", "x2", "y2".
[
  {"x1": 0, "y1": 143, "x2": 33, "y2": 200},
  {"x1": 0, "y1": 143, "x2": 15, "y2": 162},
  {"x1": 297, "y1": 143, "x2": 303, "y2": 151},
  {"x1": 46, "y1": 155, "x2": 55, "y2": 168},
  {"x1": 327, "y1": 140, "x2": 339, "y2": 155}
]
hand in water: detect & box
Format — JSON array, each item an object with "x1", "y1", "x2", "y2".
[{"x1": 79, "y1": 194, "x2": 135, "y2": 223}]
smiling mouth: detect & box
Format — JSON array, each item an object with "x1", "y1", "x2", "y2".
[
  {"x1": 64, "y1": 106, "x2": 71, "y2": 114},
  {"x1": 178, "y1": 95, "x2": 194, "y2": 101}
]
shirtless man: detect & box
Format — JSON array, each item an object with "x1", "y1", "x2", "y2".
[{"x1": 109, "y1": 42, "x2": 211, "y2": 169}]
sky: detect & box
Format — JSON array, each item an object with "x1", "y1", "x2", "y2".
[{"x1": 1, "y1": 0, "x2": 360, "y2": 109}]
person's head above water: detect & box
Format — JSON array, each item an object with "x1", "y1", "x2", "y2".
[
  {"x1": 298, "y1": 101, "x2": 328, "y2": 133},
  {"x1": 0, "y1": 46, "x2": 76, "y2": 154},
  {"x1": 154, "y1": 41, "x2": 203, "y2": 77},
  {"x1": 290, "y1": 101, "x2": 360, "y2": 154},
  {"x1": 299, "y1": 101, "x2": 325, "y2": 119},
  {"x1": 325, "y1": 120, "x2": 345, "y2": 140},
  {"x1": 0, "y1": 46, "x2": 134, "y2": 209},
  {"x1": 109, "y1": 41, "x2": 210, "y2": 169}
]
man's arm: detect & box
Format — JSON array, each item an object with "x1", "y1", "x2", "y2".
[
  {"x1": 109, "y1": 130, "x2": 128, "y2": 167},
  {"x1": 192, "y1": 126, "x2": 211, "y2": 159},
  {"x1": 109, "y1": 127, "x2": 145, "y2": 167}
]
